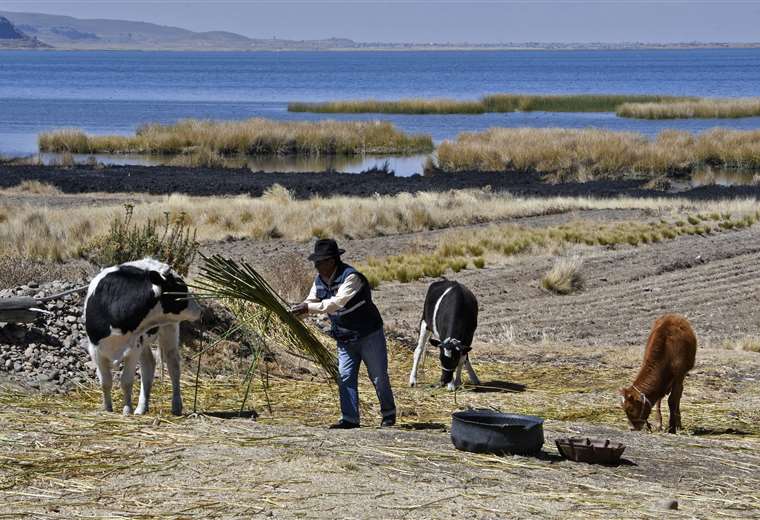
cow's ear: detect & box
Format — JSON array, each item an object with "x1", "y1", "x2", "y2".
[{"x1": 148, "y1": 270, "x2": 165, "y2": 287}]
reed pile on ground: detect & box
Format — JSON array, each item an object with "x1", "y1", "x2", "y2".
[
  {"x1": 617, "y1": 97, "x2": 760, "y2": 119},
  {"x1": 38, "y1": 119, "x2": 433, "y2": 156},
  {"x1": 432, "y1": 128, "x2": 760, "y2": 178}
]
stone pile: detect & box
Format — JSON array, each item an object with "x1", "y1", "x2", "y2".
[{"x1": 0, "y1": 280, "x2": 93, "y2": 392}]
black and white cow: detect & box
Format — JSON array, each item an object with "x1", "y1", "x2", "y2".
[
  {"x1": 84, "y1": 258, "x2": 201, "y2": 416},
  {"x1": 409, "y1": 279, "x2": 480, "y2": 390}
]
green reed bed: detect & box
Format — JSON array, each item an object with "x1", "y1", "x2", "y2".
[
  {"x1": 287, "y1": 94, "x2": 690, "y2": 114},
  {"x1": 288, "y1": 98, "x2": 486, "y2": 114},
  {"x1": 361, "y1": 212, "x2": 760, "y2": 285},
  {"x1": 38, "y1": 118, "x2": 434, "y2": 156},
  {"x1": 430, "y1": 127, "x2": 760, "y2": 178}
]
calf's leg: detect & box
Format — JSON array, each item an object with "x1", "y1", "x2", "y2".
[
  {"x1": 464, "y1": 354, "x2": 480, "y2": 386},
  {"x1": 409, "y1": 320, "x2": 431, "y2": 387},
  {"x1": 668, "y1": 379, "x2": 685, "y2": 434},
  {"x1": 653, "y1": 399, "x2": 663, "y2": 432},
  {"x1": 135, "y1": 338, "x2": 156, "y2": 415},
  {"x1": 89, "y1": 341, "x2": 114, "y2": 412},
  {"x1": 447, "y1": 356, "x2": 466, "y2": 391},
  {"x1": 159, "y1": 323, "x2": 183, "y2": 416},
  {"x1": 120, "y1": 342, "x2": 140, "y2": 415}
]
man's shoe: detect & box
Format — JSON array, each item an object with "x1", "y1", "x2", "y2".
[
  {"x1": 380, "y1": 416, "x2": 396, "y2": 427},
  {"x1": 329, "y1": 419, "x2": 359, "y2": 429}
]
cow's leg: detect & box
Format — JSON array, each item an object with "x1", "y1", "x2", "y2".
[
  {"x1": 668, "y1": 379, "x2": 685, "y2": 434},
  {"x1": 464, "y1": 354, "x2": 480, "y2": 386},
  {"x1": 409, "y1": 320, "x2": 431, "y2": 387},
  {"x1": 447, "y1": 356, "x2": 466, "y2": 391},
  {"x1": 90, "y1": 341, "x2": 114, "y2": 413},
  {"x1": 653, "y1": 398, "x2": 663, "y2": 431},
  {"x1": 120, "y1": 341, "x2": 140, "y2": 416},
  {"x1": 159, "y1": 323, "x2": 183, "y2": 416},
  {"x1": 135, "y1": 338, "x2": 156, "y2": 415}
]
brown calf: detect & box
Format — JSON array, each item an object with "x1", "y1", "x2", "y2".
[{"x1": 619, "y1": 314, "x2": 696, "y2": 433}]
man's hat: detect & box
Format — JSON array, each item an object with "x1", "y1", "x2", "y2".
[{"x1": 308, "y1": 238, "x2": 345, "y2": 262}]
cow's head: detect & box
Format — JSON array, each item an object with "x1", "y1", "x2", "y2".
[
  {"x1": 149, "y1": 269, "x2": 202, "y2": 321},
  {"x1": 619, "y1": 386, "x2": 652, "y2": 431},
  {"x1": 437, "y1": 338, "x2": 471, "y2": 386}
]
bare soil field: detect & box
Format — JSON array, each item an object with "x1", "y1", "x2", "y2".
[{"x1": 2, "y1": 180, "x2": 760, "y2": 518}]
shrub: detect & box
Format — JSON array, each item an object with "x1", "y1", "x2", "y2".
[
  {"x1": 542, "y1": 256, "x2": 584, "y2": 295},
  {"x1": 87, "y1": 204, "x2": 199, "y2": 275}
]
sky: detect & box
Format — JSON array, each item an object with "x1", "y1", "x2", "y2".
[{"x1": 0, "y1": 1, "x2": 759, "y2": 44}]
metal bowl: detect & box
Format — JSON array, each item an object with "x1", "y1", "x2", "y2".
[
  {"x1": 450, "y1": 410, "x2": 544, "y2": 455},
  {"x1": 555, "y1": 437, "x2": 626, "y2": 464}
]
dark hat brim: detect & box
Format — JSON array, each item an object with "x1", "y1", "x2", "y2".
[{"x1": 308, "y1": 248, "x2": 345, "y2": 261}]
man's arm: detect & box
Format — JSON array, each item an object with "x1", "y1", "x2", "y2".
[{"x1": 305, "y1": 274, "x2": 362, "y2": 315}]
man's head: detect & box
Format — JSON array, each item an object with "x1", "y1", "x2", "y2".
[{"x1": 308, "y1": 238, "x2": 345, "y2": 280}]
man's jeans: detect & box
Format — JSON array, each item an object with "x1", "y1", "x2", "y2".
[{"x1": 337, "y1": 328, "x2": 396, "y2": 425}]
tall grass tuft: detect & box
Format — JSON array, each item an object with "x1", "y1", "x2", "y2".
[
  {"x1": 38, "y1": 119, "x2": 433, "y2": 156},
  {"x1": 618, "y1": 98, "x2": 760, "y2": 119},
  {"x1": 542, "y1": 256, "x2": 584, "y2": 294}
]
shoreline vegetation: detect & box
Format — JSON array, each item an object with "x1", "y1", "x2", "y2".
[
  {"x1": 37, "y1": 119, "x2": 434, "y2": 156},
  {"x1": 289, "y1": 94, "x2": 688, "y2": 115},
  {"x1": 289, "y1": 95, "x2": 760, "y2": 119},
  {"x1": 429, "y1": 128, "x2": 760, "y2": 179}
]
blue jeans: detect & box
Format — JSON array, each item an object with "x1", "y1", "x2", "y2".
[{"x1": 336, "y1": 328, "x2": 396, "y2": 425}]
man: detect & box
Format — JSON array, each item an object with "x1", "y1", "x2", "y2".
[{"x1": 291, "y1": 238, "x2": 396, "y2": 429}]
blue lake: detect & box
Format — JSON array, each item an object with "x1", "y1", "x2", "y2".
[{"x1": 2, "y1": 49, "x2": 760, "y2": 175}]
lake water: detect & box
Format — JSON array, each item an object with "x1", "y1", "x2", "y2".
[{"x1": 2, "y1": 49, "x2": 760, "y2": 175}]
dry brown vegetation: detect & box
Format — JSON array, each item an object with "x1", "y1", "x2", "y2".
[
  {"x1": 618, "y1": 97, "x2": 760, "y2": 119},
  {"x1": 37, "y1": 119, "x2": 433, "y2": 156},
  {"x1": 2, "y1": 188, "x2": 759, "y2": 264},
  {"x1": 541, "y1": 255, "x2": 584, "y2": 294},
  {"x1": 432, "y1": 128, "x2": 760, "y2": 178}
]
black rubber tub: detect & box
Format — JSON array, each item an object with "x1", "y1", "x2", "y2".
[{"x1": 450, "y1": 410, "x2": 544, "y2": 455}]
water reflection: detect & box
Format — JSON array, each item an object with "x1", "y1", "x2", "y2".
[{"x1": 36, "y1": 152, "x2": 429, "y2": 177}]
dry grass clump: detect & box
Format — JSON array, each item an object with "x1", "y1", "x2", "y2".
[
  {"x1": 0, "y1": 255, "x2": 93, "y2": 288},
  {"x1": 1, "y1": 180, "x2": 62, "y2": 195},
  {"x1": 289, "y1": 98, "x2": 486, "y2": 114},
  {"x1": 432, "y1": 128, "x2": 760, "y2": 178},
  {"x1": 541, "y1": 255, "x2": 584, "y2": 294},
  {"x1": 38, "y1": 119, "x2": 433, "y2": 156},
  {"x1": 618, "y1": 97, "x2": 760, "y2": 119},
  {"x1": 361, "y1": 212, "x2": 760, "y2": 285}
]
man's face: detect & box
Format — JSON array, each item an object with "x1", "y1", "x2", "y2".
[{"x1": 314, "y1": 257, "x2": 337, "y2": 280}]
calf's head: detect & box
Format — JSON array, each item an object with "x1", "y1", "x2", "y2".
[
  {"x1": 149, "y1": 270, "x2": 202, "y2": 322},
  {"x1": 619, "y1": 387, "x2": 652, "y2": 431},
  {"x1": 437, "y1": 338, "x2": 471, "y2": 386}
]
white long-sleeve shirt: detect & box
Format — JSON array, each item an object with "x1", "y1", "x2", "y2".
[{"x1": 303, "y1": 273, "x2": 362, "y2": 315}]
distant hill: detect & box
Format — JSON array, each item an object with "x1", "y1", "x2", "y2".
[
  {"x1": 1, "y1": 11, "x2": 758, "y2": 52},
  {"x1": 0, "y1": 15, "x2": 50, "y2": 48},
  {"x1": 0, "y1": 10, "x2": 365, "y2": 51}
]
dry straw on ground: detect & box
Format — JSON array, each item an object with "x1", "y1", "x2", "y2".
[{"x1": 541, "y1": 255, "x2": 585, "y2": 294}]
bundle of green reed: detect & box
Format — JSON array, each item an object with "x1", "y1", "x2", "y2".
[{"x1": 194, "y1": 254, "x2": 338, "y2": 381}]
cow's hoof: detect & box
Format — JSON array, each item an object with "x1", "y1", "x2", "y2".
[
  {"x1": 446, "y1": 382, "x2": 459, "y2": 391},
  {"x1": 409, "y1": 378, "x2": 417, "y2": 387},
  {"x1": 122, "y1": 406, "x2": 133, "y2": 416},
  {"x1": 135, "y1": 405, "x2": 148, "y2": 415}
]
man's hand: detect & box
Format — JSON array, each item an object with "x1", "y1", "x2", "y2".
[{"x1": 290, "y1": 303, "x2": 308, "y2": 317}]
